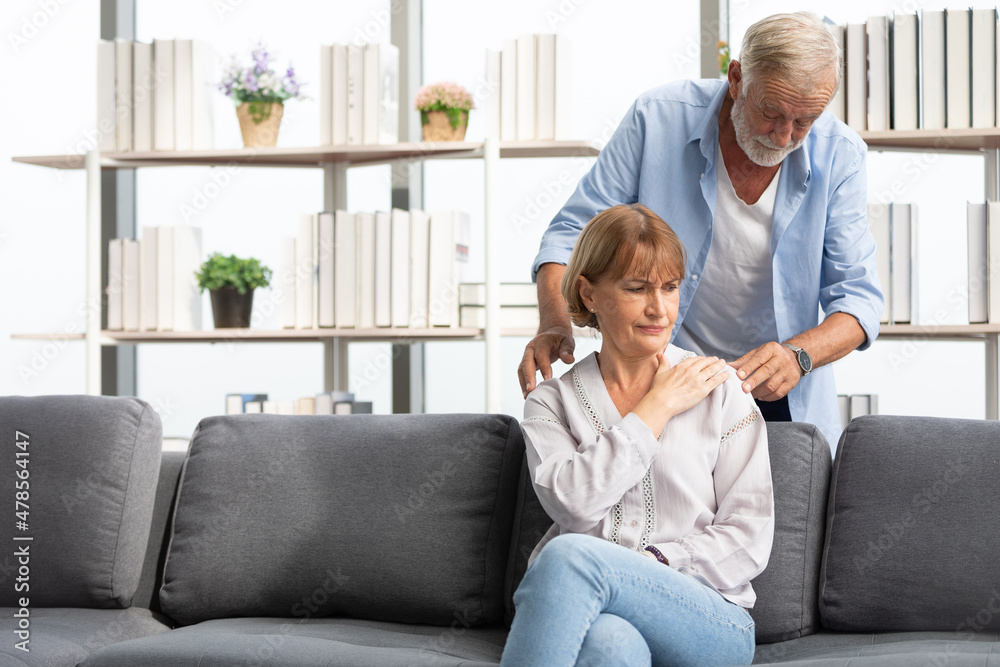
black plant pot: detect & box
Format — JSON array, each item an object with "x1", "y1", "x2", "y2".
[{"x1": 209, "y1": 287, "x2": 254, "y2": 328}]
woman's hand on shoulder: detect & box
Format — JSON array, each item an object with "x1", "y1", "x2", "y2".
[{"x1": 634, "y1": 354, "x2": 729, "y2": 434}]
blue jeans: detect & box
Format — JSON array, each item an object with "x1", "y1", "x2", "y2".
[{"x1": 501, "y1": 534, "x2": 755, "y2": 667}]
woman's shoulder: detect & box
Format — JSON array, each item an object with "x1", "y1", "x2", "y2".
[
  {"x1": 524, "y1": 353, "x2": 599, "y2": 418},
  {"x1": 667, "y1": 345, "x2": 758, "y2": 415}
]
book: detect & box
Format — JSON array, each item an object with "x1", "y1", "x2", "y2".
[
  {"x1": 122, "y1": 238, "x2": 140, "y2": 332},
  {"x1": 409, "y1": 208, "x2": 430, "y2": 328},
  {"x1": 374, "y1": 211, "x2": 392, "y2": 327},
  {"x1": 319, "y1": 44, "x2": 333, "y2": 145},
  {"x1": 363, "y1": 42, "x2": 399, "y2": 145},
  {"x1": 346, "y1": 45, "x2": 363, "y2": 145},
  {"x1": 890, "y1": 13, "x2": 918, "y2": 131},
  {"x1": 889, "y1": 203, "x2": 913, "y2": 324},
  {"x1": 356, "y1": 211, "x2": 376, "y2": 328},
  {"x1": 296, "y1": 213, "x2": 317, "y2": 328},
  {"x1": 845, "y1": 24, "x2": 867, "y2": 132},
  {"x1": 516, "y1": 34, "x2": 537, "y2": 141},
  {"x1": 945, "y1": 8, "x2": 971, "y2": 130},
  {"x1": 826, "y1": 22, "x2": 846, "y2": 123},
  {"x1": 278, "y1": 236, "x2": 296, "y2": 329},
  {"x1": 335, "y1": 210, "x2": 357, "y2": 327},
  {"x1": 190, "y1": 39, "x2": 215, "y2": 150},
  {"x1": 332, "y1": 44, "x2": 348, "y2": 145},
  {"x1": 172, "y1": 225, "x2": 203, "y2": 331},
  {"x1": 971, "y1": 9, "x2": 997, "y2": 129},
  {"x1": 458, "y1": 282, "x2": 538, "y2": 306},
  {"x1": 226, "y1": 393, "x2": 268, "y2": 415},
  {"x1": 107, "y1": 238, "x2": 123, "y2": 330},
  {"x1": 275, "y1": 400, "x2": 296, "y2": 415},
  {"x1": 315, "y1": 391, "x2": 354, "y2": 415},
  {"x1": 261, "y1": 400, "x2": 277, "y2": 414},
  {"x1": 333, "y1": 401, "x2": 373, "y2": 415},
  {"x1": 139, "y1": 226, "x2": 158, "y2": 331},
  {"x1": 390, "y1": 208, "x2": 411, "y2": 327},
  {"x1": 968, "y1": 202, "x2": 988, "y2": 324},
  {"x1": 553, "y1": 34, "x2": 573, "y2": 141},
  {"x1": 460, "y1": 305, "x2": 539, "y2": 329},
  {"x1": 97, "y1": 40, "x2": 116, "y2": 152},
  {"x1": 318, "y1": 212, "x2": 335, "y2": 327},
  {"x1": 173, "y1": 39, "x2": 193, "y2": 151},
  {"x1": 837, "y1": 394, "x2": 851, "y2": 430},
  {"x1": 156, "y1": 225, "x2": 173, "y2": 330},
  {"x1": 296, "y1": 397, "x2": 316, "y2": 415},
  {"x1": 152, "y1": 38, "x2": 175, "y2": 150},
  {"x1": 921, "y1": 10, "x2": 946, "y2": 130},
  {"x1": 988, "y1": 202, "x2": 1000, "y2": 324},
  {"x1": 132, "y1": 41, "x2": 154, "y2": 152},
  {"x1": 849, "y1": 393, "x2": 879, "y2": 418},
  {"x1": 866, "y1": 17, "x2": 889, "y2": 132},
  {"x1": 485, "y1": 49, "x2": 501, "y2": 141},
  {"x1": 115, "y1": 39, "x2": 133, "y2": 152},
  {"x1": 867, "y1": 203, "x2": 891, "y2": 324},
  {"x1": 244, "y1": 401, "x2": 263, "y2": 414},
  {"x1": 428, "y1": 210, "x2": 470, "y2": 327},
  {"x1": 501, "y1": 38, "x2": 518, "y2": 142},
  {"x1": 535, "y1": 34, "x2": 556, "y2": 141}
]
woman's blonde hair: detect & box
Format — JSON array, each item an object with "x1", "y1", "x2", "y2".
[{"x1": 561, "y1": 204, "x2": 686, "y2": 330}]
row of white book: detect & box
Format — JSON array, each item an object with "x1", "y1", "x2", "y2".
[
  {"x1": 484, "y1": 34, "x2": 572, "y2": 142},
  {"x1": 868, "y1": 203, "x2": 917, "y2": 325},
  {"x1": 832, "y1": 9, "x2": 1000, "y2": 132},
  {"x1": 837, "y1": 394, "x2": 879, "y2": 430},
  {"x1": 457, "y1": 283, "x2": 538, "y2": 329},
  {"x1": 965, "y1": 201, "x2": 1000, "y2": 324},
  {"x1": 106, "y1": 226, "x2": 203, "y2": 332},
  {"x1": 225, "y1": 392, "x2": 371, "y2": 415},
  {"x1": 318, "y1": 43, "x2": 399, "y2": 146},
  {"x1": 279, "y1": 209, "x2": 469, "y2": 330},
  {"x1": 97, "y1": 38, "x2": 215, "y2": 153}
]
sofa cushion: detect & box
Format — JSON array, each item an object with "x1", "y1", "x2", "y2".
[
  {"x1": 503, "y1": 454, "x2": 554, "y2": 626},
  {"x1": 0, "y1": 395, "x2": 162, "y2": 609},
  {"x1": 819, "y1": 415, "x2": 1000, "y2": 632},
  {"x1": 749, "y1": 422, "x2": 832, "y2": 644},
  {"x1": 0, "y1": 606, "x2": 170, "y2": 665},
  {"x1": 160, "y1": 414, "x2": 524, "y2": 627},
  {"x1": 83, "y1": 617, "x2": 506, "y2": 666},
  {"x1": 752, "y1": 630, "x2": 1000, "y2": 665}
]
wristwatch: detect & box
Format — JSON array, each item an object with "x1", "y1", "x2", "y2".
[{"x1": 781, "y1": 342, "x2": 813, "y2": 376}]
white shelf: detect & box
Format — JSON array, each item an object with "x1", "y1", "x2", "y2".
[
  {"x1": 861, "y1": 128, "x2": 1000, "y2": 152},
  {"x1": 11, "y1": 140, "x2": 602, "y2": 170}
]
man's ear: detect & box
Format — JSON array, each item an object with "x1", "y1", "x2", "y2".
[{"x1": 728, "y1": 59, "x2": 742, "y2": 100}]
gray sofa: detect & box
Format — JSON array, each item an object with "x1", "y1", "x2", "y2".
[{"x1": 0, "y1": 395, "x2": 997, "y2": 666}]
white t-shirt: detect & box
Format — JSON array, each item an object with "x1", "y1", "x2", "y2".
[{"x1": 677, "y1": 145, "x2": 781, "y2": 360}]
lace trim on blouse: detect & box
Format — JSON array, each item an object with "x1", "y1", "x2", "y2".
[
  {"x1": 572, "y1": 363, "x2": 657, "y2": 548},
  {"x1": 721, "y1": 407, "x2": 761, "y2": 446},
  {"x1": 522, "y1": 416, "x2": 567, "y2": 428}
]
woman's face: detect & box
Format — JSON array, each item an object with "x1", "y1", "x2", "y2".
[{"x1": 580, "y1": 258, "x2": 681, "y2": 360}]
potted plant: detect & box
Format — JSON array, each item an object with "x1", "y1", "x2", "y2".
[
  {"x1": 414, "y1": 81, "x2": 475, "y2": 142},
  {"x1": 218, "y1": 41, "x2": 304, "y2": 148},
  {"x1": 195, "y1": 253, "x2": 272, "y2": 328}
]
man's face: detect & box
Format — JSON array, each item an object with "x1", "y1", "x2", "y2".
[{"x1": 731, "y1": 72, "x2": 836, "y2": 167}]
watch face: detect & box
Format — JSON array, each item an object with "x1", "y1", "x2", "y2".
[{"x1": 798, "y1": 350, "x2": 813, "y2": 373}]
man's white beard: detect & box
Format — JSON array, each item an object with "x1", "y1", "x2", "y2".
[{"x1": 731, "y1": 91, "x2": 804, "y2": 167}]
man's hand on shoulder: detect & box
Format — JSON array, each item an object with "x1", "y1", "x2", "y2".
[
  {"x1": 730, "y1": 341, "x2": 802, "y2": 401},
  {"x1": 518, "y1": 329, "x2": 576, "y2": 398}
]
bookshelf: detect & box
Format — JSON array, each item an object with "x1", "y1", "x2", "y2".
[
  {"x1": 11, "y1": 140, "x2": 601, "y2": 409},
  {"x1": 861, "y1": 129, "x2": 1000, "y2": 420}
]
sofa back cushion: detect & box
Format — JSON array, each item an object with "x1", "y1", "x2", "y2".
[
  {"x1": 0, "y1": 395, "x2": 162, "y2": 608},
  {"x1": 819, "y1": 415, "x2": 1000, "y2": 632},
  {"x1": 504, "y1": 454, "x2": 554, "y2": 625},
  {"x1": 160, "y1": 414, "x2": 524, "y2": 627},
  {"x1": 748, "y1": 422, "x2": 832, "y2": 643}
]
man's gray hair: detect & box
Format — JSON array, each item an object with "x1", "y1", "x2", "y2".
[{"x1": 739, "y1": 12, "x2": 841, "y2": 95}]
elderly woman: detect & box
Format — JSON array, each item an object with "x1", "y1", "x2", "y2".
[{"x1": 501, "y1": 204, "x2": 774, "y2": 667}]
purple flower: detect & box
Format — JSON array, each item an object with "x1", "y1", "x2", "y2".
[{"x1": 245, "y1": 73, "x2": 259, "y2": 92}]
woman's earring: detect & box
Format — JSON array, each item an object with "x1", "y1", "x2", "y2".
[{"x1": 590, "y1": 308, "x2": 595, "y2": 313}]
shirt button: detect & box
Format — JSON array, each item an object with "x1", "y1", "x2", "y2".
[
  {"x1": 630, "y1": 520, "x2": 639, "y2": 528},
  {"x1": 691, "y1": 274, "x2": 699, "y2": 281}
]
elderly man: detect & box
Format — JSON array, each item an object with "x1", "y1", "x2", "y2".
[{"x1": 517, "y1": 12, "x2": 883, "y2": 448}]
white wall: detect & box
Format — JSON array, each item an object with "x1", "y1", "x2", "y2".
[{"x1": 1, "y1": 0, "x2": 994, "y2": 438}]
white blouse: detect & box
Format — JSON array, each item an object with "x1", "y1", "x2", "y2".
[{"x1": 521, "y1": 345, "x2": 774, "y2": 608}]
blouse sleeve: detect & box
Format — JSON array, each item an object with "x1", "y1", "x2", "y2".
[
  {"x1": 649, "y1": 380, "x2": 775, "y2": 594},
  {"x1": 522, "y1": 382, "x2": 661, "y2": 534}
]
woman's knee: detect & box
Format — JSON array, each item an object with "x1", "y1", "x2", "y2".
[{"x1": 578, "y1": 613, "x2": 651, "y2": 667}]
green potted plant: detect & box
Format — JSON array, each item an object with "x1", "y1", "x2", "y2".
[
  {"x1": 218, "y1": 41, "x2": 305, "y2": 147},
  {"x1": 414, "y1": 81, "x2": 475, "y2": 142},
  {"x1": 195, "y1": 253, "x2": 272, "y2": 328}
]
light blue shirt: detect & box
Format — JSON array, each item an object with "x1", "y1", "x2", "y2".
[{"x1": 532, "y1": 79, "x2": 884, "y2": 449}]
